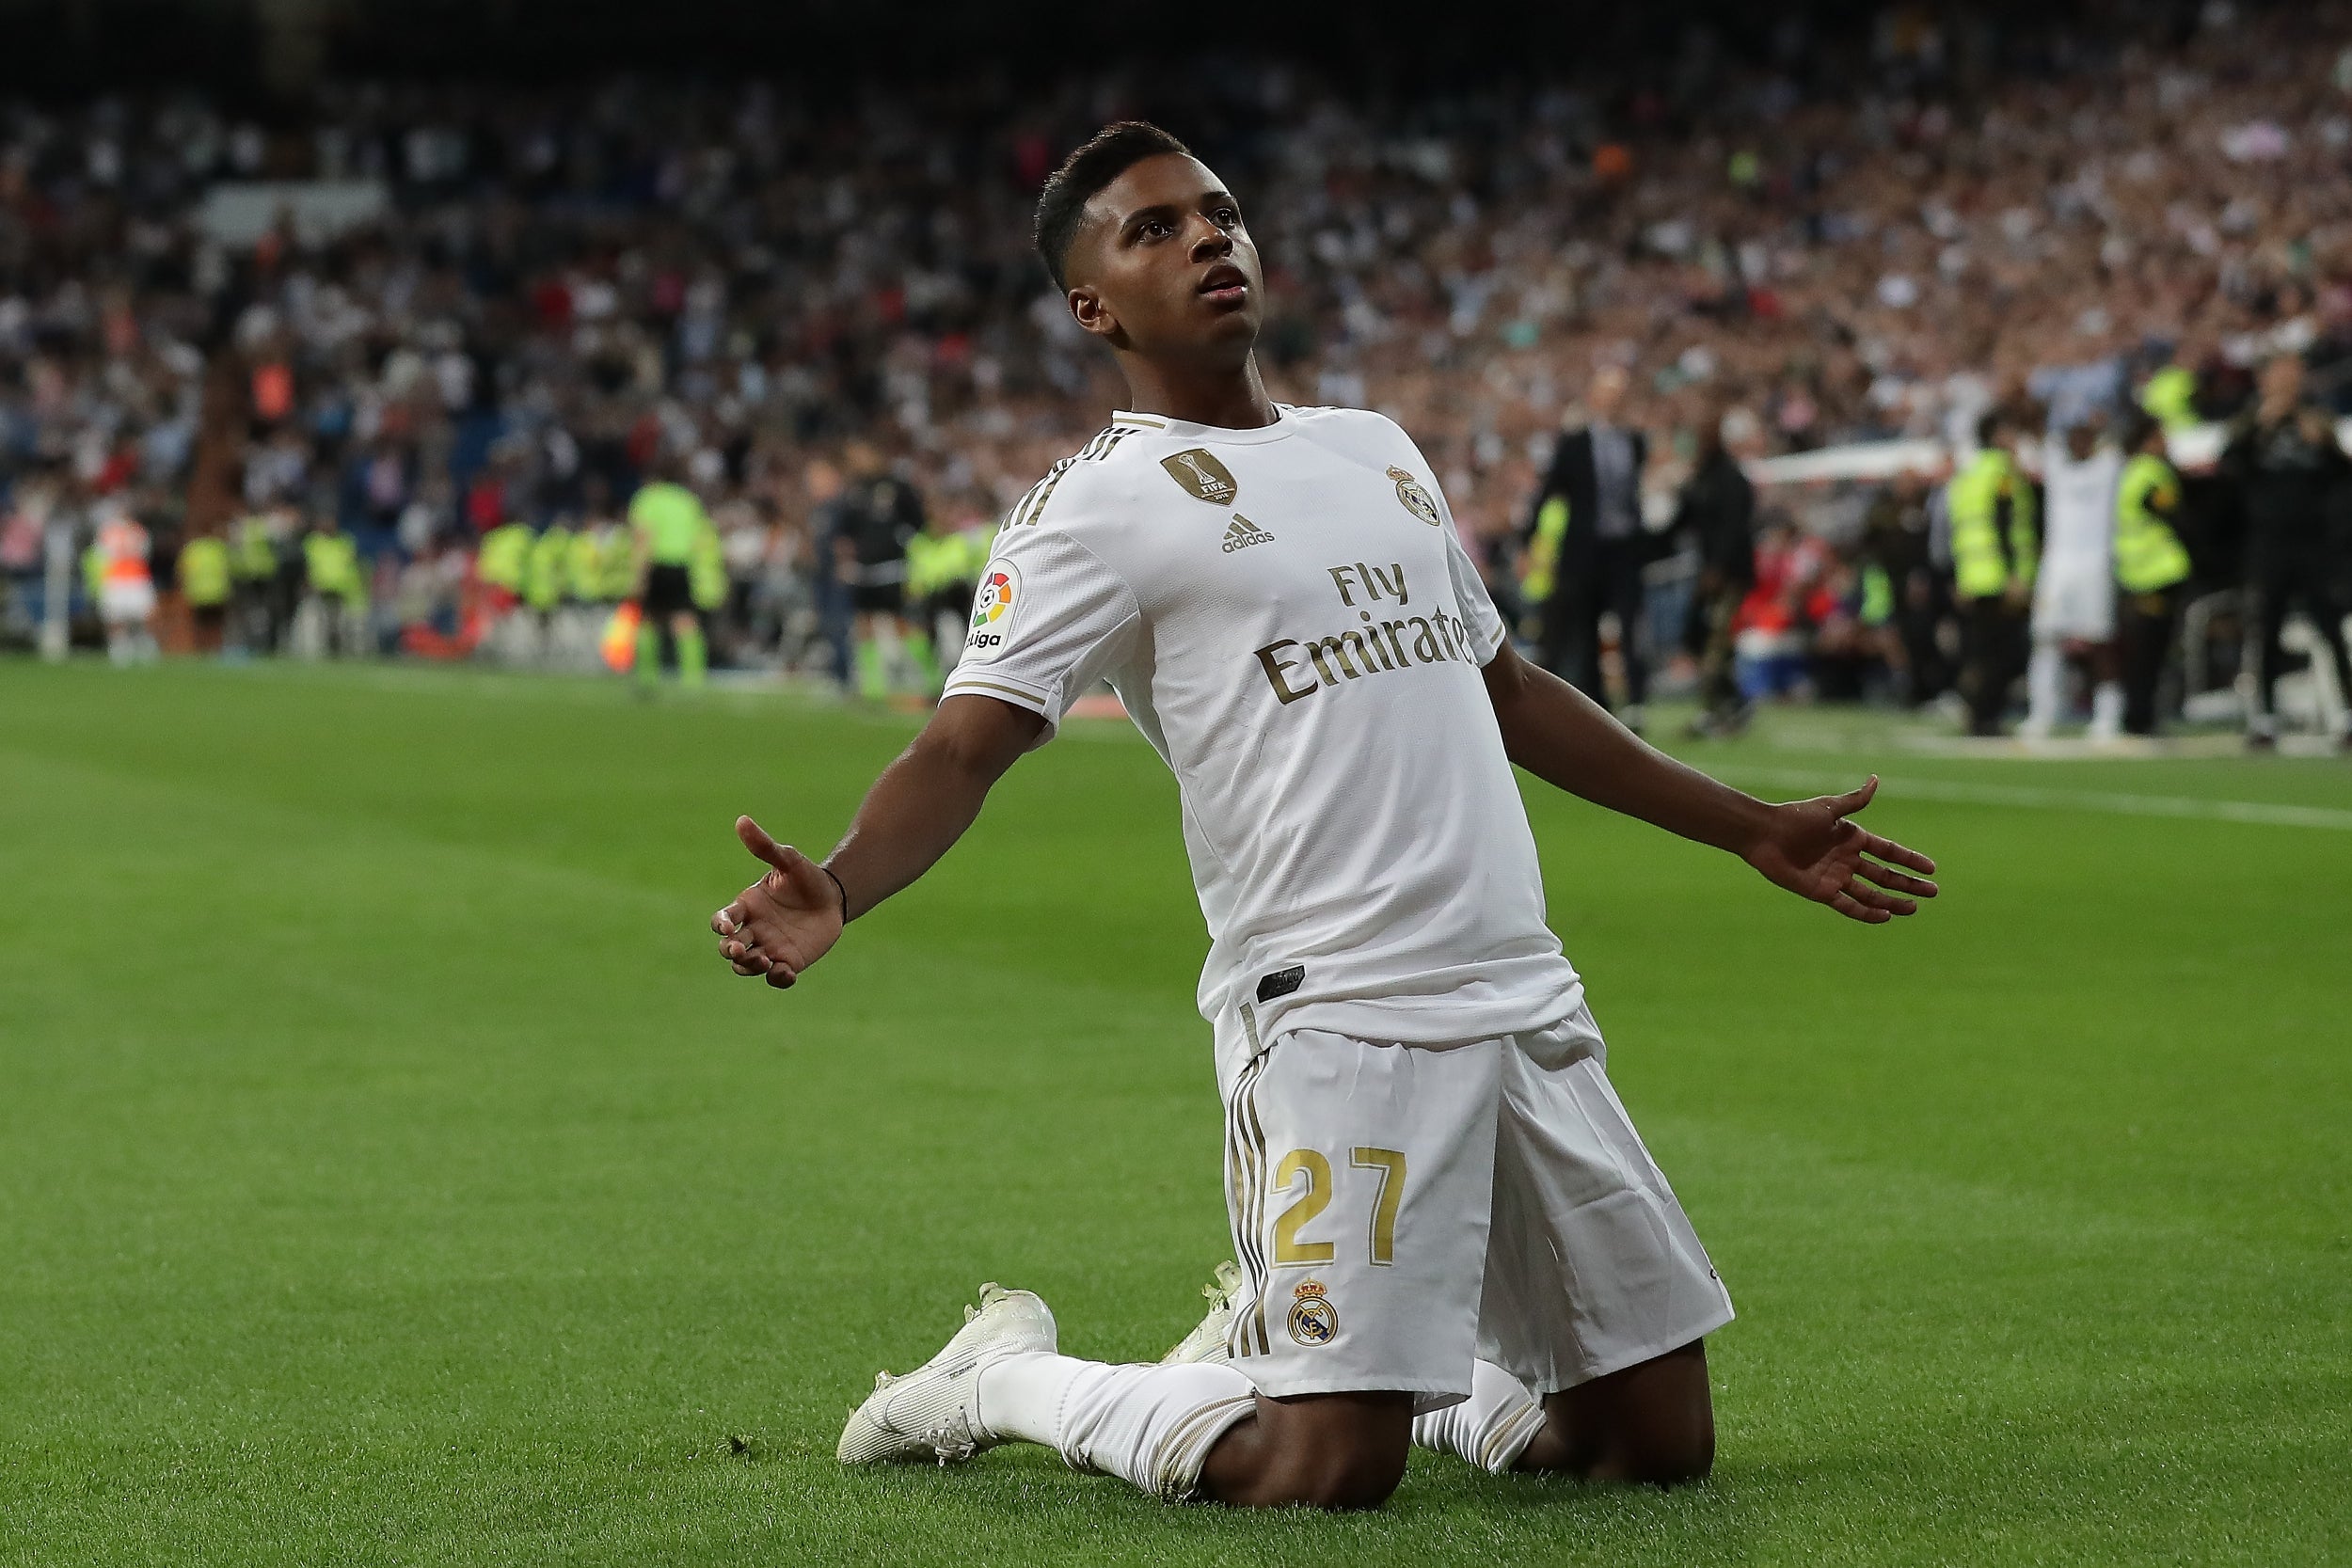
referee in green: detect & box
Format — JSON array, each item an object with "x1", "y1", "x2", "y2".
[{"x1": 628, "y1": 463, "x2": 711, "y2": 691}]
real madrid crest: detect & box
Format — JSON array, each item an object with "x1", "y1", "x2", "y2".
[
  {"x1": 1286, "y1": 1280, "x2": 1340, "y2": 1347},
  {"x1": 1387, "y1": 466, "x2": 1441, "y2": 526}
]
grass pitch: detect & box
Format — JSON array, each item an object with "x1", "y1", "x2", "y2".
[{"x1": 2, "y1": 658, "x2": 2345, "y2": 1566}]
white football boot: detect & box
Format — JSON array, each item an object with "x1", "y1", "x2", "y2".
[
  {"x1": 1159, "y1": 1260, "x2": 1244, "y2": 1366},
  {"x1": 836, "y1": 1282, "x2": 1057, "y2": 1465}
]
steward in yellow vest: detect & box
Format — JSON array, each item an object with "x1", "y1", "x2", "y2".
[
  {"x1": 179, "y1": 532, "x2": 231, "y2": 653},
  {"x1": 302, "y1": 523, "x2": 367, "y2": 610},
  {"x1": 302, "y1": 519, "x2": 369, "y2": 657},
  {"x1": 1944, "y1": 411, "x2": 2038, "y2": 736},
  {"x1": 478, "y1": 521, "x2": 533, "y2": 598},
  {"x1": 2111, "y1": 415, "x2": 2194, "y2": 736},
  {"x1": 2137, "y1": 362, "x2": 2200, "y2": 435},
  {"x1": 230, "y1": 510, "x2": 290, "y2": 653},
  {"x1": 526, "y1": 524, "x2": 574, "y2": 614}
]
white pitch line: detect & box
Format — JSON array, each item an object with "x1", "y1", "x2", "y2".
[{"x1": 1714, "y1": 767, "x2": 2352, "y2": 832}]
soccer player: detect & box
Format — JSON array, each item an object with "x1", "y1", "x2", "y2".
[
  {"x1": 710, "y1": 123, "x2": 1938, "y2": 1510},
  {"x1": 2022, "y1": 417, "x2": 2123, "y2": 739}
]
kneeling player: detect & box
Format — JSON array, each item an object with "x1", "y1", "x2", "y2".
[{"x1": 712, "y1": 124, "x2": 1937, "y2": 1508}]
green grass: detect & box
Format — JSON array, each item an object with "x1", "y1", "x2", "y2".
[{"x1": 2, "y1": 658, "x2": 2346, "y2": 1565}]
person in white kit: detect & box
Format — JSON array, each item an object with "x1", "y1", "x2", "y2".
[
  {"x1": 709, "y1": 123, "x2": 1940, "y2": 1511},
  {"x1": 2025, "y1": 419, "x2": 2125, "y2": 738}
]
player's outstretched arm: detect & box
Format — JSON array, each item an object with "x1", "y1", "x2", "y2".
[
  {"x1": 1480, "y1": 644, "x2": 1937, "y2": 925},
  {"x1": 711, "y1": 693, "x2": 1046, "y2": 987}
]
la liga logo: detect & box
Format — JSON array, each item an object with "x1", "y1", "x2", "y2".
[{"x1": 966, "y1": 563, "x2": 1018, "y2": 656}]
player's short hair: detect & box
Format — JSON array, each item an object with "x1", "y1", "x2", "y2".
[{"x1": 1033, "y1": 121, "x2": 1194, "y2": 293}]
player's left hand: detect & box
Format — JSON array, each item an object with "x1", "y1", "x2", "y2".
[{"x1": 1740, "y1": 776, "x2": 1937, "y2": 925}]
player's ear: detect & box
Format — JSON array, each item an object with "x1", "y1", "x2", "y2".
[{"x1": 1068, "y1": 284, "x2": 1120, "y2": 342}]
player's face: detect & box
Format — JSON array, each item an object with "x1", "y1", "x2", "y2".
[{"x1": 1064, "y1": 154, "x2": 1263, "y2": 367}]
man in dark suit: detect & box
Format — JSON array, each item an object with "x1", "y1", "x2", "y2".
[{"x1": 1526, "y1": 364, "x2": 1655, "y2": 730}]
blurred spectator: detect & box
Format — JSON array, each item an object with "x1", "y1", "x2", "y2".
[
  {"x1": 1856, "y1": 472, "x2": 1948, "y2": 706},
  {"x1": 3, "y1": 5, "x2": 2350, "y2": 700},
  {"x1": 1528, "y1": 363, "x2": 1654, "y2": 729},
  {"x1": 905, "y1": 498, "x2": 993, "y2": 688},
  {"x1": 1733, "y1": 519, "x2": 1837, "y2": 703},
  {"x1": 833, "y1": 441, "x2": 930, "y2": 701},
  {"x1": 2222, "y1": 355, "x2": 2352, "y2": 748},
  {"x1": 1673, "y1": 399, "x2": 1757, "y2": 736},
  {"x1": 88, "y1": 501, "x2": 157, "y2": 664}
]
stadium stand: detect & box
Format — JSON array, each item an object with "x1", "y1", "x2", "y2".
[{"x1": 3, "y1": 3, "x2": 2349, "y2": 720}]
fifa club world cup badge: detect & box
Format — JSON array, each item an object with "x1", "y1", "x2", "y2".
[
  {"x1": 1287, "y1": 1280, "x2": 1339, "y2": 1347},
  {"x1": 1388, "y1": 467, "x2": 1441, "y2": 526},
  {"x1": 1161, "y1": 448, "x2": 1239, "y2": 505}
]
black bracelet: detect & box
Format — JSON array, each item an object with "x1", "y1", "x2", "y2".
[{"x1": 818, "y1": 863, "x2": 850, "y2": 922}]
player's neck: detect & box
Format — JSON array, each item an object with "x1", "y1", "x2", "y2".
[{"x1": 1118, "y1": 354, "x2": 1279, "y2": 431}]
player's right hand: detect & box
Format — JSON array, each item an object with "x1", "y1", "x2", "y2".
[{"x1": 711, "y1": 816, "x2": 846, "y2": 990}]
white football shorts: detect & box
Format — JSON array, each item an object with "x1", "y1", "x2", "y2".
[
  {"x1": 100, "y1": 579, "x2": 156, "y2": 624},
  {"x1": 1215, "y1": 1003, "x2": 1733, "y2": 1410},
  {"x1": 2031, "y1": 565, "x2": 2115, "y2": 642}
]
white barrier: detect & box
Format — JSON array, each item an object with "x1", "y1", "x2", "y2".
[{"x1": 1741, "y1": 419, "x2": 2352, "y2": 487}]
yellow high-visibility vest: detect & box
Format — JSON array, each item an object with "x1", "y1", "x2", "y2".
[
  {"x1": 1521, "y1": 497, "x2": 1568, "y2": 605},
  {"x1": 180, "y1": 536, "x2": 231, "y2": 607},
  {"x1": 303, "y1": 531, "x2": 365, "y2": 605},
  {"x1": 478, "y1": 522, "x2": 532, "y2": 591},
  {"x1": 526, "y1": 525, "x2": 573, "y2": 610},
  {"x1": 2114, "y1": 453, "x2": 2192, "y2": 594},
  {"x1": 1946, "y1": 450, "x2": 2037, "y2": 599}
]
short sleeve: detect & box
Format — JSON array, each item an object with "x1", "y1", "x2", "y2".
[{"x1": 942, "y1": 525, "x2": 1140, "y2": 743}]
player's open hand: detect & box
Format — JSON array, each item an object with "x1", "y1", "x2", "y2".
[
  {"x1": 1740, "y1": 776, "x2": 1938, "y2": 925},
  {"x1": 711, "y1": 816, "x2": 846, "y2": 989}
]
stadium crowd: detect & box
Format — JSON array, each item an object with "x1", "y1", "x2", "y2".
[{"x1": 6, "y1": 3, "x2": 2352, "y2": 737}]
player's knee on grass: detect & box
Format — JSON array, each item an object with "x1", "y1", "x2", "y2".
[
  {"x1": 1259, "y1": 1431, "x2": 1409, "y2": 1511},
  {"x1": 1524, "y1": 1339, "x2": 1715, "y2": 1486},
  {"x1": 1200, "y1": 1391, "x2": 1413, "y2": 1510},
  {"x1": 1605, "y1": 1401, "x2": 1714, "y2": 1487}
]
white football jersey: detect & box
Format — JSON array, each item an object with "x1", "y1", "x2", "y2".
[
  {"x1": 2039, "y1": 443, "x2": 2122, "y2": 577},
  {"x1": 943, "y1": 404, "x2": 1583, "y2": 1052}
]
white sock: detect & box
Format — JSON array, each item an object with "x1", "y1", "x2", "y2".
[
  {"x1": 2090, "y1": 681, "x2": 2124, "y2": 738},
  {"x1": 977, "y1": 1353, "x2": 1258, "y2": 1501},
  {"x1": 1411, "y1": 1358, "x2": 1549, "y2": 1475},
  {"x1": 2025, "y1": 642, "x2": 2063, "y2": 731}
]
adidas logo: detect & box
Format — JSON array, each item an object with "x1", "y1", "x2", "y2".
[{"x1": 1221, "y1": 515, "x2": 1276, "y2": 553}]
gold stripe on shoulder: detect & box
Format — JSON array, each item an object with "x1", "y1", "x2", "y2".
[
  {"x1": 1016, "y1": 459, "x2": 1075, "y2": 526},
  {"x1": 1002, "y1": 476, "x2": 1048, "y2": 530},
  {"x1": 947, "y1": 677, "x2": 1046, "y2": 706},
  {"x1": 1082, "y1": 427, "x2": 1136, "y2": 463}
]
